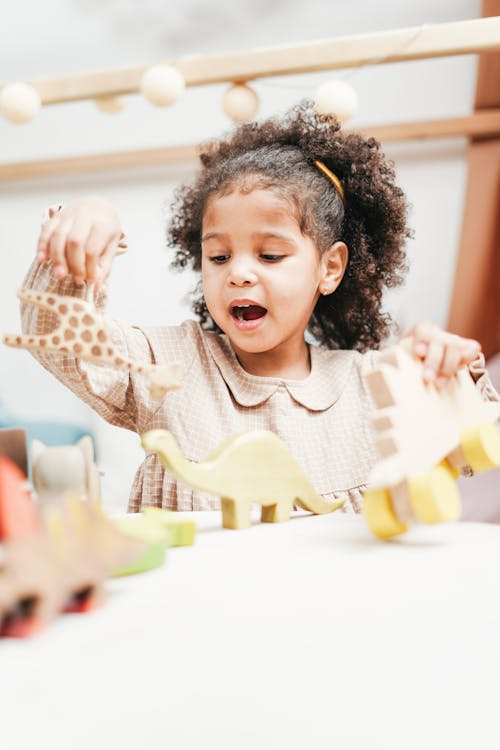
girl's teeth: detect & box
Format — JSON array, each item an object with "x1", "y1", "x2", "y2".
[
  {"x1": 234, "y1": 306, "x2": 249, "y2": 320},
  {"x1": 233, "y1": 305, "x2": 267, "y2": 322}
]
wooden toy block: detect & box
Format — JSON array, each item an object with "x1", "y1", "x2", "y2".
[
  {"x1": 141, "y1": 429, "x2": 344, "y2": 530},
  {"x1": 3, "y1": 288, "x2": 183, "y2": 401},
  {"x1": 362, "y1": 340, "x2": 500, "y2": 539},
  {"x1": 142, "y1": 507, "x2": 196, "y2": 546},
  {"x1": 112, "y1": 515, "x2": 169, "y2": 576},
  {"x1": 31, "y1": 435, "x2": 101, "y2": 505},
  {"x1": 110, "y1": 507, "x2": 197, "y2": 576}
]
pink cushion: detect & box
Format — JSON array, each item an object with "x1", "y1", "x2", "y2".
[{"x1": 460, "y1": 353, "x2": 500, "y2": 523}]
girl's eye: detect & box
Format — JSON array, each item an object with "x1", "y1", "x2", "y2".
[
  {"x1": 210, "y1": 255, "x2": 229, "y2": 264},
  {"x1": 261, "y1": 254, "x2": 285, "y2": 262}
]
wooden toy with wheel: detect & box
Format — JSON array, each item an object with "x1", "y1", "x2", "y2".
[{"x1": 362, "y1": 340, "x2": 500, "y2": 539}]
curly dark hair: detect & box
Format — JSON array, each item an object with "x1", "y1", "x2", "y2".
[{"x1": 167, "y1": 100, "x2": 411, "y2": 351}]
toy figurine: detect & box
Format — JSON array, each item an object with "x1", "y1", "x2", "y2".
[
  {"x1": 3, "y1": 288, "x2": 183, "y2": 401},
  {"x1": 31, "y1": 435, "x2": 101, "y2": 504},
  {"x1": 0, "y1": 455, "x2": 144, "y2": 637},
  {"x1": 141, "y1": 429, "x2": 344, "y2": 530},
  {"x1": 362, "y1": 340, "x2": 500, "y2": 539}
]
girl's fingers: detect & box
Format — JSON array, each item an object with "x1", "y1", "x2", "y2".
[
  {"x1": 460, "y1": 338, "x2": 481, "y2": 364},
  {"x1": 37, "y1": 215, "x2": 61, "y2": 261},
  {"x1": 66, "y1": 219, "x2": 91, "y2": 281},
  {"x1": 36, "y1": 201, "x2": 123, "y2": 286},
  {"x1": 422, "y1": 338, "x2": 445, "y2": 383},
  {"x1": 437, "y1": 346, "x2": 462, "y2": 385},
  {"x1": 48, "y1": 219, "x2": 74, "y2": 277},
  {"x1": 414, "y1": 340, "x2": 428, "y2": 358},
  {"x1": 66, "y1": 243, "x2": 87, "y2": 281},
  {"x1": 84, "y1": 225, "x2": 117, "y2": 282},
  {"x1": 94, "y1": 241, "x2": 118, "y2": 291},
  {"x1": 85, "y1": 253, "x2": 100, "y2": 285},
  {"x1": 85, "y1": 223, "x2": 118, "y2": 257},
  {"x1": 405, "y1": 322, "x2": 436, "y2": 359},
  {"x1": 48, "y1": 205, "x2": 62, "y2": 220},
  {"x1": 406, "y1": 323, "x2": 482, "y2": 386}
]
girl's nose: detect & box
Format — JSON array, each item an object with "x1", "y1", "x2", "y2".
[{"x1": 228, "y1": 259, "x2": 258, "y2": 287}]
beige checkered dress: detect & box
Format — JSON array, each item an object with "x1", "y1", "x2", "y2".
[{"x1": 21, "y1": 259, "x2": 499, "y2": 514}]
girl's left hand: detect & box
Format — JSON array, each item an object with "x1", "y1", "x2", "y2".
[{"x1": 402, "y1": 321, "x2": 481, "y2": 387}]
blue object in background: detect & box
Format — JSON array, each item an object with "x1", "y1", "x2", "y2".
[{"x1": 0, "y1": 399, "x2": 97, "y2": 472}]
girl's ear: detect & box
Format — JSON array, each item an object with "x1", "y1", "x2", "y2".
[{"x1": 319, "y1": 241, "x2": 348, "y2": 295}]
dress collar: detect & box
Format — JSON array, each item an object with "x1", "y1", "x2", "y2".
[{"x1": 205, "y1": 331, "x2": 355, "y2": 412}]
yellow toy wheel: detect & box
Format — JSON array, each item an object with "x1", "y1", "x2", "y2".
[
  {"x1": 408, "y1": 463, "x2": 461, "y2": 524},
  {"x1": 459, "y1": 422, "x2": 500, "y2": 473},
  {"x1": 363, "y1": 487, "x2": 409, "y2": 539}
]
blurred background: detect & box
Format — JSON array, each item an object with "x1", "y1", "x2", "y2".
[{"x1": 0, "y1": 0, "x2": 498, "y2": 514}]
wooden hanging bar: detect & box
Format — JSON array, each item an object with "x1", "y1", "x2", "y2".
[
  {"x1": 1, "y1": 17, "x2": 500, "y2": 105},
  {"x1": 360, "y1": 108, "x2": 500, "y2": 142},
  {"x1": 0, "y1": 144, "x2": 198, "y2": 182},
  {"x1": 1, "y1": 109, "x2": 499, "y2": 182}
]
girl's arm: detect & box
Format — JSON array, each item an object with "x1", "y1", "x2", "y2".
[{"x1": 21, "y1": 200, "x2": 151, "y2": 432}]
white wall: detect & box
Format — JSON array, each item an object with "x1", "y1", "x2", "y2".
[{"x1": 0, "y1": 0, "x2": 482, "y2": 510}]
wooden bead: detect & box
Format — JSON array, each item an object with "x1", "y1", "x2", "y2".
[
  {"x1": 95, "y1": 95, "x2": 126, "y2": 114},
  {"x1": 222, "y1": 83, "x2": 259, "y2": 123},
  {"x1": 0, "y1": 82, "x2": 41, "y2": 124},
  {"x1": 139, "y1": 65, "x2": 185, "y2": 107},
  {"x1": 313, "y1": 80, "x2": 358, "y2": 123}
]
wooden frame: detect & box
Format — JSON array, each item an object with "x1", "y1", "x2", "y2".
[
  {"x1": 2, "y1": 17, "x2": 500, "y2": 182},
  {"x1": 1, "y1": 18, "x2": 500, "y2": 105},
  {"x1": 1, "y1": 109, "x2": 499, "y2": 182}
]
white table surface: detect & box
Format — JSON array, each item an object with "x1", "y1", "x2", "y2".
[{"x1": 1, "y1": 511, "x2": 500, "y2": 750}]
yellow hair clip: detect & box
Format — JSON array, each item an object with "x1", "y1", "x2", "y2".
[{"x1": 314, "y1": 160, "x2": 346, "y2": 205}]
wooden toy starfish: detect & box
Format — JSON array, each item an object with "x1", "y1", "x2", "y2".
[{"x1": 3, "y1": 288, "x2": 182, "y2": 400}]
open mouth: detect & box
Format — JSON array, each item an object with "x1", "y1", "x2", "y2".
[{"x1": 231, "y1": 304, "x2": 267, "y2": 322}]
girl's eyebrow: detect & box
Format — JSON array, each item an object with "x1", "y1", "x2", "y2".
[
  {"x1": 201, "y1": 231, "x2": 295, "y2": 243},
  {"x1": 201, "y1": 232, "x2": 223, "y2": 242},
  {"x1": 253, "y1": 231, "x2": 295, "y2": 242}
]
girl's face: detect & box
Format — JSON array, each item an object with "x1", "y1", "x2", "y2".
[{"x1": 201, "y1": 188, "x2": 346, "y2": 376}]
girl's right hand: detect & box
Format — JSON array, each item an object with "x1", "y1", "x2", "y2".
[{"x1": 36, "y1": 197, "x2": 124, "y2": 289}]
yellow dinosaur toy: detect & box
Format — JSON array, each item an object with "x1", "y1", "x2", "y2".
[{"x1": 141, "y1": 429, "x2": 344, "y2": 529}]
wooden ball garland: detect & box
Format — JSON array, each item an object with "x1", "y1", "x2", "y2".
[
  {"x1": 0, "y1": 72, "x2": 357, "y2": 126},
  {"x1": 222, "y1": 83, "x2": 259, "y2": 123},
  {"x1": 313, "y1": 80, "x2": 358, "y2": 123},
  {"x1": 139, "y1": 65, "x2": 185, "y2": 107},
  {"x1": 0, "y1": 82, "x2": 41, "y2": 124}
]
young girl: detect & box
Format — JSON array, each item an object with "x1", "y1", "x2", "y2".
[{"x1": 23, "y1": 103, "x2": 495, "y2": 513}]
